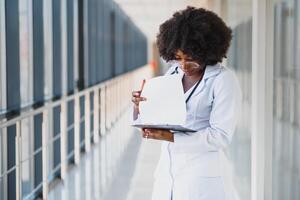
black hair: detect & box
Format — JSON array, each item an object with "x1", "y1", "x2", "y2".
[{"x1": 156, "y1": 6, "x2": 232, "y2": 66}]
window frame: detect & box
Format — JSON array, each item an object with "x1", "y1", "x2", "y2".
[{"x1": 0, "y1": 0, "x2": 7, "y2": 116}]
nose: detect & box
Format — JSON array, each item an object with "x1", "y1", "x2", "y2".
[{"x1": 180, "y1": 60, "x2": 189, "y2": 70}]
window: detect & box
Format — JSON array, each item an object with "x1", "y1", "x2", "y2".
[
  {"x1": 67, "y1": 100, "x2": 75, "y2": 162},
  {"x1": 67, "y1": 0, "x2": 74, "y2": 94},
  {"x1": 110, "y1": 11, "x2": 116, "y2": 77},
  {"x1": 52, "y1": 106, "x2": 61, "y2": 179},
  {"x1": 7, "y1": 125, "x2": 16, "y2": 200},
  {"x1": 5, "y1": 0, "x2": 20, "y2": 199},
  {"x1": 77, "y1": 0, "x2": 85, "y2": 90},
  {"x1": 33, "y1": 0, "x2": 44, "y2": 106},
  {"x1": 52, "y1": 0, "x2": 62, "y2": 98},
  {"x1": 5, "y1": 0, "x2": 20, "y2": 115},
  {"x1": 33, "y1": 114, "x2": 43, "y2": 195},
  {"x1": 88, "y1": 0, "x2": 96, "y2": 85}
]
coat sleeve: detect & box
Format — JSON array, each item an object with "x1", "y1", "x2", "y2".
[{"x1": 173, "y1": 70, "x2": 242, "y2": 152}]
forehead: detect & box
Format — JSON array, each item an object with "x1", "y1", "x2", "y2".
[{"x1": 175, "y1": 50, "x2": 192, "y2": 59}]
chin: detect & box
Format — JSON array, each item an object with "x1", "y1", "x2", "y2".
[{"x1": 183, "y1": 71, "x2": 195, "y2": 76}]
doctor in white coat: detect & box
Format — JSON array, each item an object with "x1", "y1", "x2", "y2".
[{"x1": 132, "y1": 7, "x2": 242, "y2": 200}]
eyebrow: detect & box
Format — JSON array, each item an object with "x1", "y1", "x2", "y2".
[{"x1": 174, "y1": 56, "x2": 193, "y2": 60}]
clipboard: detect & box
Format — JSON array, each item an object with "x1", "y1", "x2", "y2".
[{"x1": 132, "y1": 124, "x2": 196, "y2": 133}]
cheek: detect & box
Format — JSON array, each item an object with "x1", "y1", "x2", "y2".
[{"x1": 187, "y1": 68, "x2": 201, "y2": 75}]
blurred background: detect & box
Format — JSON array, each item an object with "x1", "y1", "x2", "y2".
[{"x1": 0, "y1": 0, "x2": 299, "y2": 200}]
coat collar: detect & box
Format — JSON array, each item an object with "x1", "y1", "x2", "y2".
[
  {"x1": 177, "y1": 63, "x2": 223, "y2": 98},
  {"x1": 203, "y1": 63, "x2": 223, "y2": 80}
]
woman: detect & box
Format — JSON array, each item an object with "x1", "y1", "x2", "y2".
[{"x1": 132, "y1": 7, "x2": 241, "y2": 200}]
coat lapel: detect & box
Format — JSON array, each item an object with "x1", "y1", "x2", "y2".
[{"x1": 188, "y1": 63, "x2": 222, "y2": 97}]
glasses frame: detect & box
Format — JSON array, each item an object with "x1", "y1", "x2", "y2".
[{"x1": 170, "y1": 60, "x2": 201, "y2": 69}]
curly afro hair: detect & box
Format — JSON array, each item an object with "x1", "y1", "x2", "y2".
[{"x1": 156, "y1": 6, "x2": 232, "y2": 66}]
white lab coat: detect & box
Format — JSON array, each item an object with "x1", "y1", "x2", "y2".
[{"x1": 135, "y1": 63, "x2": 242, "y2": 200}]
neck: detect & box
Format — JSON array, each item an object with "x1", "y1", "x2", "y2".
[{"x1": 184, "y1": 69, "x2": 204, "y2": 82}]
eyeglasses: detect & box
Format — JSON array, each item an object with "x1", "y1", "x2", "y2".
[{"x1": 170, "y1": 60, "x2": 201, "y2": 70}]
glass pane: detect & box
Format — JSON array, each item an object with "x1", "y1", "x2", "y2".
[
  {"x1": 21, "y1": 118, "x2": 34, "y2": 198},
  {"x1": 0, "y1": 0, "x2": 4, "y2": 114},
  {"x1": 225, "y1": 0, "x2": 252, "y2": 199},
  {"x1": 21, "y1": 159, "x2": 34, "y2": 198},
  {"x1": 272, "y1": 0, "x2": 299, "y2": 199},
  {"x1": 52, "y1": 106, "x2": 61, "y2": 177}
]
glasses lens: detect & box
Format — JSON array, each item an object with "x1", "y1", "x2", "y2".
[
  {"x1": 184, "y1": 61, "x2": 200, "y2": 69},
  {"x1": 169, "y1": 60, "x2": 200, "y2": 69}
]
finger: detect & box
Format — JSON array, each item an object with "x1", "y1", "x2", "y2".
[
  {"x1": 142, "y1": 130, "x2": 147, "y2": 136},
  {"x1": 146, "y1": 129, "x2": 166, "y2": 139},
  {"x1": 147, "y1": 132, "x2": 158, "y2": 139},
  {"x1": 142, "y1": 132, "x2": 150, "y2": 139},
  {"x1": 131, "y1": 97, "x2": 138, "y2": 104},
  {"x1": 146, "y1": 128, "x2": 159, "y2": 133},
  {"x1": 132, "y1": 91, "x2": 142, "y2": 97},
  {"x1": 132, "y1": 97, "x2": 147, "y2": 103}
]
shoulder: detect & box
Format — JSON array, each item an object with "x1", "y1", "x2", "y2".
[
  {"x1": 214, "y1": 66, "x2": 239, "y2": 85},
  {"x1": 213, "y1": 66, "x2": 241, "y2": 94},
  {"x1": 164, "y1": 65, "x2": 178, "y2": 76}
]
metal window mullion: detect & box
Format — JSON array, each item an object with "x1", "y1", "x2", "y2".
[
  {"x1": 100, "y1": 86, "x2": 106, "y2": 136},
  {"x1": 41, "y1": 110, "x2": 49, "y2": 199},
  {"x1": 60, "y1": 100, "x2": 67, "y2": 180},
  {"x1": 84, "y1": 92, "x2": 91, "y2": 152},
  {"x1": 23, "y1": 181, "x2": 42, "y2": 200},
  {"x1": 112, "y1": 82, "x2": 116, "y2": 123},
  {"x1": 0, "y1": 0, "x2": 7, "y2": 114},
  {"x1": 106, "y1": 84, "x2": 110, "y2": 131},
  {"x1": 93, "y1": 89, "x2": 99, "y2": 143},
  {"x1": 49, "y1": 130, "x2": 60, "y2": 143},
  {"x1": 27, "y1": 0, "x2": 34, "y2": 111},
  {"x1": 66, "y1": 123, "x2": 74, "y2": 132}
]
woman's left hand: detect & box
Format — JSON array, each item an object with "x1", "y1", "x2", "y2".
[{"x1": 142, "y1": 129, "x2": 174, "y2": 142}]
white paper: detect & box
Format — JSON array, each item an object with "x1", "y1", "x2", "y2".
[{"x1": 138, "y1": 74, "x2": 186, "y2": 125}]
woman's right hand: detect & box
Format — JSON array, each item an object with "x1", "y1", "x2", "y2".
[{"x1": 131, "y1": 91, "x2": 147, "y2": 109}]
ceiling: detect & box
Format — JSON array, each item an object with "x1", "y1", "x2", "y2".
[{"x1": 114, "y1": 0, "x2": 211, "y2": 41}]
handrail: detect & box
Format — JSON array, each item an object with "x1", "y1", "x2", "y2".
[
  {"x1": 0, "y1": 67, "x2": 143, "y2": 129},
  {"x1": 0, "y1": 65, "x2": 153, "y2": 200}
]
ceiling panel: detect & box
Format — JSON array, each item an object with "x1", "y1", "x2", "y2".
[{"x1": 114, "y1": 0, "x2": 210, "y2": 41}]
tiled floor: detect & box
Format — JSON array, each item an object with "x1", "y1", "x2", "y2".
[{"x1": 48, "y1": 130, "x2": 162, "y2": 200}]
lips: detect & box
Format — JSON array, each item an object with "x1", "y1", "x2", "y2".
[{"x1": 182, "y1": 69, "x2": 192, "y2": 74}]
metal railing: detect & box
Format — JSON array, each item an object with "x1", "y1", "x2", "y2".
[{"x1": 0, "y1": 65, "x2": 152, "y2": 200}]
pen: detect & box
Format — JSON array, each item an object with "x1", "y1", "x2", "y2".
[{"x1": 140, "y1": 79, "x2": 146, "y2": 91}]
